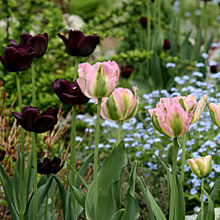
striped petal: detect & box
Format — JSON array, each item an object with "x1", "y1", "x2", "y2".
[{"x1": 208, "y1": 103, "x2": 220, "y2": 128}]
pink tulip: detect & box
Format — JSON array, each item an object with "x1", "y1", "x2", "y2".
[
  {"x1": 100, "y1": 86, "x2": 139, "y2": 121},
  {"x1": 209, "y1": 103, "x2": 220, "y2": 128},
  {"x1": 77, "y1": 61, "x2": 120, "y2": 99},
  {"x1": 148, "y1": 96, "x2": 196, "y2": 138}
]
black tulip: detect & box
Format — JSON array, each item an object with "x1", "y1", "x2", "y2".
[
  {"x1": 0, "y1": 44, "x2": 35, "y2": 72},
  {"x1": 0, "y1": 150, "x2": 6, "y2": 162},
  {"x1": 57, "y1": 30, "x2": 100, "y2": 57},
  {"x1": 163, "y1": 39, "x2": 171, "y2": 50},
  {"x1": 12, "y1": 106, "x2": 57, "y2": 133},
  {"x1": 139, "y1": 17, "x2": 148, "y2": 28},
  {"x1": 121, "y1": 66, "x2": 132, "y2": 79},
  {"x1": 52, "y1": 79, "x2": 89, "y2": 106},
  {"x1": 10, "y1": 32, "x2": 48, "y2": 58},
  {"x1": 37, "y1": 157, "x2": 63, "y2": 175}
]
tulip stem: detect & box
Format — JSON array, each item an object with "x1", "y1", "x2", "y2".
[
  {"x1": 44, "y1": 175, "x2": 49, "y2": 220},
  {"x1": 201, "y1": 177, "x2": 204, "y2": 220},
  {"x1": 94, "y1": 98, "x2": 102, "y2": 220},
  {"x1": 16, "y1": 72, "x2": 25, "y2": 220},
  {"x1": 180, "y1": 134, "x2": 186, "y2": 184},
  {"x1": 203, "y1": 1, "x2": 208, "y2": 53},
  {"x1": 70, "y1": 105, "x2": 77, "y2": 215},
  {"x1": 33, "y1": 132, "x2": 38, "y2": 220},
  {"x1": 117, "y1": 121, "x2": 123, "y2": 145},
  {"x1": 169, "y1": 137, "x2": 178, "y2": 220},
  {"x1": 31, "y1": 63, "x2": 36, "y2": 107},
  {"x1": 74, "y1": 57, "x2": 79, "y2": 81}
]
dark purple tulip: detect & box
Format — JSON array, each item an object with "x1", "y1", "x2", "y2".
[
  {"x1": 12, "y1": 106, "x2": 57, "y2": 133},
  {"x1": 210, "y1": 63, "x2": 218, "y2": 73},
  {"x1": 139, "y1": 17, "x2": 148, "y2": 28},
  {"x1": 121, "y1": 66, "x2": 132, "y2": 79},
  {"x1": 0, "y1": 44, "x2": 35, "y2": 72},
  {"x1": 10, "y1": 33, "x2": 48, "y2": 58},
  {"x1": 0, "y1": 150, "x2": 6, "y2": 162},
  {"x1": 52, "y1": 79, "x2": 89, "y2": 106},
  {"x1": 57, "y1": 30, "x2": 100, "y2": 57},
  {"x1": 37, "y1": 157, "x2": 63, "y2": 175},
  {"x1": 163, "y1": 39, "x2": 171, "y2": 50}
]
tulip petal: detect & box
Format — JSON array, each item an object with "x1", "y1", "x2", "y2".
[
  {"x1": 20, "y1": 33, "x2": 33, "y2": 47},
  {"x1": 33, "y1": 115, "x2": 57, "y2": 133},
  {"x1": 165, "y1": 104, "x2": 190, "y2": 137},
  {"x1": 77, "y1": 34, "x2": 100, "y2": 57}
]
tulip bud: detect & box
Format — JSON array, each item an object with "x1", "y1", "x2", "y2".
[
  {"x1": 100, "y1": 86, "x2": 139, "y2": 121},
  {"x1": 188, "y1": 155, "x2": 212, "y2": 177},
  {"x1": 77, "y1": 61, "x2": 120, "y2": 99}
]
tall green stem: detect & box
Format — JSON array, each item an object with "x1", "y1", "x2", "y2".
[
  {"x1": 16, "y1": 72, "x2": 25, "y2": 220},
  {"x1": 203, "y1": 1, "x2": 208, "y2": 52},
  {"x1": 201, "y1": 177, "x2": 204, "y2": 220},
  {"x1": 169, "y1": 137, "x2": 178, "y2": 220},
  {"x1": 33, "y1": 132, "x2": 37, "y2": 220},
  {"x1": 146, "y1": 0, "x2": 151, "y2": 78},
  {"x1": 158, "y1": 0, "x2": 161, "y2": 29},
  {"x1": 94, "y1": 98, "x2": 102, "y2": 220},
  {"x1": 31, "y1": 63, "x2": 36, "y2": 107},
  {"x1": 117, "y1": 121, "x2": 123, "y2": 145},
  {"x1": 70, "y1": 57, "x2": 79, "y2": 216},
  {"x1": 44, "y1": 176, "x2": 49, "y2": 220},
  {"x1": 180, "y1": 134, "x2": 186, "y2": 184}
]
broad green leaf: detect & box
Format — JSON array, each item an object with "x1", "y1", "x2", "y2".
[
  {"x1": 112, "y1": 168, "x2": 125, "y2": 210},
  {"x1": 205, "y1": 34, "x2": 214, "y2": 54},
  {"x1": 85, "y1": 140, "x2": 127, "y2": 220},
  {"x1": 151, "y1": 27, "x2": 164, "y2": 54},
  {"x1": 0, "y1": 163, "x2": 18, "y2": 217},
  {"x1": 28, "y1": 175, "x2": 54, "y2": 220},
  {"x1": 65, "y1": 188, "x2": 75, "y2": 220},
  {"x1": 67, "y1": 177, "x2": 86, "y2": 208},
  {"x1": 53, "y1": 175, "x2": 67, "y2": 218},
  {"x1": 13, "y1": 146, "x2": 21, "y2": 213},
  {"x1": 203, "y1": 189, "x2": 215, "y2": 220},
  {"x1": 129, "y1": 78, "x2": 152, "y2": 95},
  {"x1": 68, "y1": 163, "x2": 89, "y2": 191},
  {"x1": 196, "y1": 176, "x2": 220, "y2": 220},
  {"x1": 76, "y1": 152, "x2": 94, "y2": 189},
  {"x1": 137, "y1": 177, "x2": 166, "y2": 220},
  {"x1": 123, "y1": 162, "x2": 139, "y2": 220},
  {"x1": 169, "y1": 18, "x2": 177, "y2": 56},
  {"x1": 111, "y1": 209, "x2": 125, "y2": 220},
  {"x1": 137, "y1": 177, "x2": 155, "y2": 220},
  {"x1": 192, "y1": 25, "x2": 202, "y2": 61},
  {"x1": 176, "y1": 174, "x2": 185, "y2": 220},
  {"x1": 179, "y1": 30, "x2": 193, "y2": 60},
  {"x1": 151, "y1": 52, "x2": 163, "y2": 90}
]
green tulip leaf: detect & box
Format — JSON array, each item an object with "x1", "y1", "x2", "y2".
[
  {"x1": 28, "y1": 175, "x2": 54, "y2": 220},
  {"x1": 176, "y1": 174, "x2": 185, "y2": 220},
  {"x1": 203, "y1": 189, "x2": 215, "y2": 220},
  {"x1": 123, "y1": 161, "x2": 139, "y2": 220},
  {"x1": 67, "y1": 177, "x2": 86, "y2": 208},
  {"x1": 0, "y1": 163, "x2": 19, "y2": 218},
  {"x1": 196, "y1": 176, "x2": 220, "y2": 220},
  {"x1": 53, "y1": 175, "x2": 67, "y2": 218},
  {"x1": 85, "y1": 140, "x2": 127, "y2": 220},
  {"x1": 137, "y1": 177, "x2": 166, "y2": 220},
  {"x1": 76, "y1": 152, "x2": 94, "y2": 189},
  {"x1": 111, "y1": 209, "x2": 125, "y2": 220}
]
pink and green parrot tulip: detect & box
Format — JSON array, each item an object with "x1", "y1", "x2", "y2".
[
  {"x1": 77, "y1": 61, "x2": 120, "y2": 99},
  {"x1": 100, "y1": 86, "x2": 139, "y2": 121}
]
